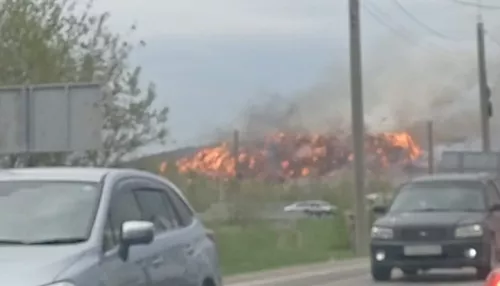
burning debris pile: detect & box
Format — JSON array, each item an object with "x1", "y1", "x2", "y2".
[{"x1": 169, "y1": 131, "x2": 423, "y2": 181}]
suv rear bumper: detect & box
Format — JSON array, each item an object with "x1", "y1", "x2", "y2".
[{"x1": 370, "y1": 238, "x2": 489, "y2": 269}]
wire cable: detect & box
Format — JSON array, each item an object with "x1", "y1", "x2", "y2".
[
  {"x1": 363, "y1": 0, "x2": 459, "y2": 61},
  {"x1": 452, "y1": 0, "x2": 500, "y2": 10},
  {"x1": 393, "y1": 0, "x2": 461, "y2": 41},
  {"x1": 363, "y1": 1, "x2": 417, "y2": 46},
  {"x1": 486, "y1": 31, "x2": 500, "y2": 47}
]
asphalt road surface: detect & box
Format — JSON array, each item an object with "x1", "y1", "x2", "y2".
[
  {"x1": 300, "y1": 270, "x2": 483, "y2": 286},
  {"x1": 225, "y1": 259, "x2": 485, "y2": 286}
]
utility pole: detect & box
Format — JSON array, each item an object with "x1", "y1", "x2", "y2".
[
  {"x1": 229, "y1": 129, "x2": 241, "y2": 221},
  {"x1": 349, "y1": 0, "x2": 368, "y2": 256},
  {"x1": 477, "y1": 20, "x2": 491, "y2": 151},
  {"x1": 427, "y1": 121, "x2": 434, "y2": 174},
  {"x1": 24, "y1": 85, "x2": 35, "y2": 167},
  {"x1": 232, "y1": 130, "x2": 241, "y2": 183}
]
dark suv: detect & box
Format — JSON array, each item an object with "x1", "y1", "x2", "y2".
[{"x1": 370, "y1": 173, "x2": 500, "y2": 281}]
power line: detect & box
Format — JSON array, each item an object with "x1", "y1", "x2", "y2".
[
  {"x1": 392, "y1": 0, "x2": 461, "y2": 41},
  {"x1": 452, "y1": 0, "x2": 500, "y2": 10},
  {"x1": 363, "y1": 0, "x2": 459, "y2": 60},
  {"x1": 363, "y1": 1, "x2": 416, "y2": 45},
  {"x1": 451, "y1": 0, "x2": 500, "y2": 47},
  {"x1": 485, "y1": 30, "x2": 500, "y2": 47}
]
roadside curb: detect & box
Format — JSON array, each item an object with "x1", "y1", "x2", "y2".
[{"x1": 224, "y1": 257, "x2": 368, "y2": 285}]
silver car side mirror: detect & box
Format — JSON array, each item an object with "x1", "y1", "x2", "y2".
[{"x1": 119, "y1": 220, "x2": 154, "y2": 260}]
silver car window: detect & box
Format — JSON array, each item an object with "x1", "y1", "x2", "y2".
[{"x1": 0, "y1": 181, "x2": 100, "y2": 243}]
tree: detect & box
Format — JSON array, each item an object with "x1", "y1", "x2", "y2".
[{"x1": 0, "y1": 0, "x2": 168, "y2": 167}]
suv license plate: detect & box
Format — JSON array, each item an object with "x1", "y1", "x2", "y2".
[{"x1": 404, "y1": 245, "x2": 442, "y2": 256}]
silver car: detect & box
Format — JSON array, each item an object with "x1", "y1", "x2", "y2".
[
  {"x1": 283, "y1": 200, "x2": 337, "y2": 216},
  {"x1": 0, "y1": 167, "x2": 222, "y2": 286}
]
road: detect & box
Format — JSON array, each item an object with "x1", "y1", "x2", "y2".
[
  {"x1": 290, "y1": 270, "x2": 483, "y2": 286},
  {"x1": 225, "y1": 259, "x2": 484, "y2": 286}
]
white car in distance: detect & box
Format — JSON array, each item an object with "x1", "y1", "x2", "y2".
[{"x1": 284, "y1": 200, "x2": 337, "y2": 217}]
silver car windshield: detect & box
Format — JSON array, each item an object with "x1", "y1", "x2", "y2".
[{"x1": 0, "y1": 181, "x2": 101, "y2": 244}]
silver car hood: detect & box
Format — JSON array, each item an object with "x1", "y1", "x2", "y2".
[{"x1": 0, "y1": 244, "x2": 89, "y2": 286}]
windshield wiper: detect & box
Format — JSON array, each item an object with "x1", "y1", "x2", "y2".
[
  {"x1": 25, "y1": 238, "x2": 87, "y2": 245},
  {"x1": 456, "y1": 208, "x2": 483, "y2": 212},
  {"x1": 409, "y1": 208, "x2": 451, "y2": 212},
  {"x1": 0, "y1": 238, "x2": 86, "y2": 245}
]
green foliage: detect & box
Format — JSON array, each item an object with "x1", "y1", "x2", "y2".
[
  {"x1": 208, "y1": 219, "x2": 352, "y2": 275},
  {"x1": 0, "y1": 0, "x2": 168, "y2": 167}
]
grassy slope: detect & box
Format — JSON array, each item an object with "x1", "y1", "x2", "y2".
[{"x1": 208, "y1": 218, "x2": 353, "y2": 275}]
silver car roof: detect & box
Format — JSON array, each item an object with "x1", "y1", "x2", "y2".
[
  {"x1": 295, "y1": 200, "x2": 330, "y2": 205},
  {"x1": 0, "y1": 167, "x2": 113, "y2": 182}
]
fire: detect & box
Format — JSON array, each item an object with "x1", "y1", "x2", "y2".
[
  {"x1": 176, "y1": 143, "x2": 237, "y2": 177},
  {"x1": 169, "y1": 131, "x2": 423, "y2": 181},
  {"x1": 380, "y1": 132, "x2": 421, "y2": 160}
]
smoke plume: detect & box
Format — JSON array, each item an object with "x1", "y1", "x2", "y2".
[{"x1": 241, "y1": 37, "x2": 500, "y2": 150}]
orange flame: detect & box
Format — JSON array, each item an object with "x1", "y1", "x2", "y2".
[{"x1": 161, "y1": 131, "x2": 423, "y2": 180}]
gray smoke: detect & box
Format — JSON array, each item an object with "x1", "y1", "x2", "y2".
[{"x1": 241, "y1": 36, "x2": 500, "y2": 150}]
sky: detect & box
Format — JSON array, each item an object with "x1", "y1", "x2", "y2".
[{"x1": 91, "y1": 0, "x2": 500, "y2": 154}]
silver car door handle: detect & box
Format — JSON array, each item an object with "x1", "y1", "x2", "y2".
[{"x1": 151, "y1": 255, "x2": 164, "y2": 267}]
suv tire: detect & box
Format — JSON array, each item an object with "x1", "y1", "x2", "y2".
[
  {"x1": 477, "y1": 265, "x2": 491, "y2": 280},
  {"x1": 477, "y1": 241, "x2": 496, "y2": 280},
  {"x1": 371, "y1": 265, "x2": 391, "y2": 281}
]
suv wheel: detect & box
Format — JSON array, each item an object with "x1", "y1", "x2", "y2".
[
  {"x1": 371, "y1": 265, "x2": 391, "y2": 281},
  {"x1": 477, "y1": 266, "x2": 491, "y2": 280},
  {"x1": 477, "y1": 242, "x2": 496, "y2": 280}
]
